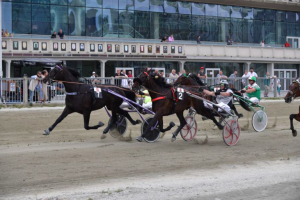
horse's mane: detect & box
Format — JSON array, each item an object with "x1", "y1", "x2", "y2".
[
  {"x1": 151, "y1": 74, "x2": 173, "y2": 88},
  {"x1": 67, "y1": 67, "x2": 81, "y2": 79},
  {"x1": 188, "y1": 73, "x2": 205, "y2": 86}
]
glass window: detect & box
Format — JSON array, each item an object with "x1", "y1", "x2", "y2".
[
  {"x1": 103, "y1": 9, "x2": 119, "y2": 37},
  {"x1": 287, "y1": 22, "x2": 295, "y2": 36},
  {"x1": 2, "y1": 2, "x2": 12, "y2": 33},
  {"x1": 265, "y1": 21, "x2": 276, "y2": 44},
  {"x1": 119, "y1": 10, "x2": 134, "y2": 38},
  {"x1": 103, "y1": 0, "x2": 118, "y2": 9},
  {"x1": 253, "y1": 20, "x2": 263, "y2": 43},
  {"x1": 218, "y1": 5, "x2": 230, "y2": 18},
  {"x1": 218, "y1": 18, "x2": 230, "y2": 42},
  {"x1": 296, "y1": 24, "x2": 300, "y2": 36},
  {"x1": 86, "y1": 8, "x2": 102, "y2": 37},
  {"x1": 178, "y1": 14, "x2": 191, "y2": 40},
  {"x1": 150, "y1": 12, "x2": 164, "y2": 39},
  {"x1": 192, "y1": 3, "x2": 205, "y2": 16},
  {"x1": 231, "y1": 6, "x2": 242, "y2": 19},
  {"x1": 32, "y1": 4, "x2": 50, "y2": 35},
  {"x1": 205, "y1": 4, "x2": 217, "y2": 17},
  {"x1": 253, "y1": 8, "x2": 264, "y2": 20},
  {"x1": 119, "y1": 0, "x2": 134, "y2": 10},
  {"x1": 205, "y1": 16, "x2": 218, "y2": 41},
  {"x1": 163, "y1": 13, "x2": 178, "y2": 38},
  {"x1": 296, "y1": 13, "x2": 300, "y2": 23},
  {"x1": 242, "y1": 7, "x2": 253, "y2": 20},
  {"x1": 265, "y1": 9, "x2": 275, "y2": 21},
  {"x1": 178, "y1": 2, "x2": 191, "y2": 15},
  {"x1": 12, "y1": 3, "x2": 31, "y2": 34},
  {"x1": 32, "y1": 0, "x2": 50, "y2": 4},
  {"x1": 135, "y1": 0, "x2": 149, "y2": 11},
  {"x1": 50, "y1": 0, "x2": 67, "y2": 5},
  {"x1": 242, "y1": 19, "x2": 253, "y2": 43},
  {"x1": 86, "y1": 0, "x2": 102, "y2": 8},
  {"x1": 12, "y1": 0, "x2": 31, "y2": 3},
  {"x1": 286, "y1": 12, "x2": 296, "y2": 22},
  {"x1": 150, "y1": 0, "x2": 163, "y2": 12},
  {"x1": 164, "y1": 0, "x2": 177, "y2": 13},
  {"x1": 276, "y1": 11, "x2": 286, "y2": 22},
  {"x1": 69, "y1": 6, "x2": 86, "y2": 36},
  {"x1": 230, "y1": 18, "x2": 242, "y2": 42},
  {"x1": 276, "y1": 22, "x2": 286, "y2": 44},
  {"x1": 51, "y1": 5, "x2": 68, "y2": 35},
  {"x1": 135, "y1": 11, "x2": 150, "y2": 38},
  {"x1": 68, "y1": 0, "x2": 85, "y2": 7}
]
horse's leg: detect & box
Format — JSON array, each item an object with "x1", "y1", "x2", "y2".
[
  {"x1": 83, "y1": 110, "x2": 105, "y2": 130},
  {"x1": 232, "y1": 104, "x2": 243, "y2": 118},
  {"x1": 290, "y1": 105, "x2": 300, "y2": 137},
  {"x1": 207, "y1": 114, "x2": 224, "y2": 130},
  {"x1": 116, "y1": 108, "x2": 141, "y2": 125},
  {"x1": 158, "y1": 118, "x2": 175, "y2": 133},
  {"x1": 43, "y1": 107, "x2": 72, "y2": 135},
  {"x1": 171, "y1": 111, "x2": 187, "y2": 142},
  {"x1": 136, "y1": 112, "x2": 163, "y2": 142}
]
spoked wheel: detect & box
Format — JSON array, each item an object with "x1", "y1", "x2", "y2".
[
  {"x1": 180, "y1": 116, "x2": 197, "y2": 141},
  {"x1": 141, "y1": 117, "x2": 160, "y2": 143},
  {"x1": 222, "y1": 119, "x2": 241, "y2": 146},
  {"x1": 252, "y1": 110, "x2": 268, "y2": 132},
  {"x1": 109, "y1": 114, "x2": 127, "y2": 138}
]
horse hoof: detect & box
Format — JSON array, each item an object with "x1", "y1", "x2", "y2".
[
  {"x1": 136, "y1": 136, "x2": 143, "y2": 142},
  {"x1": 169, "y1": 122, "x2": 175, "y2": 127},
  {"x1": 218, "y1": 125, "x2": 224, "y2": 130},
  {"x1": 238, "y1": 114, "x2": 243, "y2": 118},
  {"x1": 43, "y1": 129, "x2": 50, "y2": 135},
  {"x1": 136, "y1": 120, "x2": 142, "y2": 124},
  {"x1": 292, "y1": 130, "x2": 297, "y2": 137},
  {"x1": 202, "y1": 116, "x2": 208, "y2": 121},
  {"x1": 101, "y1": 134, "x2": 107, "y2": 139},
  {"x1": 103, "y1": 129, "x2": 109, "y2": 134},
  {"x1": 98, "y1": 122, "x2": 105, "y2": 127},
  {"x1": 171, "y1": 136, "x2": 176, "y2": 142}
]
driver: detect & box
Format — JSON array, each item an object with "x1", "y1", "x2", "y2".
[
  {"x1": 241, "y1": 76, "x2": 261, "y2": 104},
  {"x1": 200, "y1": 80, "x2": 233, "y2": 113}
]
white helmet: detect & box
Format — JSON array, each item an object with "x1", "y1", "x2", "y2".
[{"x1": 220, "y1": 80, "x2": 229, "y2": 85}]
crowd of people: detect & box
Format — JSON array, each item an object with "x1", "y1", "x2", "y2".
[{"x1": 1, "y1": 29, "x2": 13, "y2": 37}]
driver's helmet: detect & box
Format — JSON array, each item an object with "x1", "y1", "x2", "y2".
[
  {"x1": 248, "y1": 76, "x2": 256, "y2": 82},
  {"x1": 220, "y1": 80, "x2": 229, "y2": 90}
]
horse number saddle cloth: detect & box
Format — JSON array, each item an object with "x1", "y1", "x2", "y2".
[{"x1": 93, "y1": 87, "x2": 103, "y2": 98}]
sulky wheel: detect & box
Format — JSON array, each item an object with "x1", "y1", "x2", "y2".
[
  {"x1": 109, "y1": 114, "x2": 128, "y2": 138},
  {"x1": 180, "y1": 116, "x2": 198, "y2": 141},
  {"x1": 222, "y1": 119, "x2": 241, "y2": 146},
  {"x1": 140, "y1": 117, "x2": 160, "y2": 143},
  {"x1": 252, "y1": 110, "x2": 268, "y2": 132}
]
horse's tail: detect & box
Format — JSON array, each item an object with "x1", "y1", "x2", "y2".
[{"x1": 233, "y1": 90, "x2": 251, "y2": 112}]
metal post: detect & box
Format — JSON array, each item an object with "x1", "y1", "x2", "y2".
[
  {"x1": 0, "y1": 1, "x2": 3, "y2": 99},
  {"x1": 274, "y1": 77, "x2": 277, "y2": 97},
  {"x1": 23, "y1": 76, "x2": 28, "y2": 104},
  {"x1": 111, "y1": 77, "x2": 115, "y2": 85}
]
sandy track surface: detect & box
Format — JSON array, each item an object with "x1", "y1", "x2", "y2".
[{"x1": 0, "y1": 101, "x2": 300, "y2": 200}]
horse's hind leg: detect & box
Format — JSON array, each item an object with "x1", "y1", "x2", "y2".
[
  {"x1": 171, "y1": 111, "x2": 187, "y2": 142},
  {"x1": 232, "y1": 104, "x2": 243, "y2": 118},
  {"x1": 208, "y1": 114, "x2": 223, "y2": 130},
  {"x1": 290, "y1": 105, "x2": 300, "y2": 137},
  {"x1": 83, "y1": 110, "x2": 105, "y2": 130},
  {"x1": 158, "y1": 118, "x2": 175, "y2": 133},
  {"x1": 44, "y1": 107, "x2": 72, "y2": 135}
]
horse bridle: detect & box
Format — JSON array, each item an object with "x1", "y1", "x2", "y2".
[
  {"x1": 50, "y1": 65, "x2": 64, "y2": 81},
  {"x1": 287, "y1": 82, "x2": 300, "y2": 99}
]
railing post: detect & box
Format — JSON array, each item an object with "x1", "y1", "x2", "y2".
[
  {"x1": 111, "y1": 77, "x2": 115, "y2": 85},
  {"x1": 23, "y1": 76, "x2": 28, "y2": 104},
  {"x1": 274, "y1": 77, "x2": 277, "y2": 98}
]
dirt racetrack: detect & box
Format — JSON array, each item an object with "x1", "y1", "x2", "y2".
[{"x1": 1, "y1": 100, "x2": 300, "y2": 200}]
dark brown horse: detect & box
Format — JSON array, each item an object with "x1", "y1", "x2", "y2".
[
  {"x1": 132, "y1": 69, "x2": 223, "y2": 142},
  {"x1": 43, "y1": 65, "x2": 140, "y2": 137},
  {"x1": 284, "y1": 81, "x2": 300, "y2": 137}
]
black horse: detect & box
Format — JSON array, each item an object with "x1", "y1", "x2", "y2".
[
  {"x1": 42, "y1": 65, "x2": 140, "y2": 137},
  {"x1": 132, "y1": 69, "x2": 224, "y2": 142},
  {"x1": 174, "y1": 73, "x2": 250, "y2": 118}
]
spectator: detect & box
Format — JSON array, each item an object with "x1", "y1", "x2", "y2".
[
  {"x1": 154, "y1": 68, "x2": 159, "y2": 75},
  {"x1": 229, "y1": 70, "x2": 238, "y2": 89},
  {"x1": 1, "y1": 29, "x2": 4, "y2": 37},
  {"x1": 127, "y1": 71, "x2": 133, "y2": 87},
  {"x1": 115, "y1": 69, "x2": 124, "y2": 87},
  {"x1": 161, "y1": 36, "x2": 167, "y2": 42},
  {"x1": 168, "y1": 69, "x2": 179, "y2": 83},
  {"x1": 197, "y1": 66, "x2": 207, "y2": 83},
  {"x1": 241, "y1": 70, "x2": 248, "y2": 88},
  {"x1": 216, "y1": 70, "x2": 227, "y2": 84},
  {"x1": 179, "y1": 69, "x2": 187, "y2": 77},
  {"x1": 58, "y1": 29, "x2": 65, "y2": 39},
  {"x1": 127, "y1": 71, "x2": 133, "y2": 78},
  {"x1": 41, "y1": 70, "x2": 48, "y2": 102},
  {"x1": 260, "y1": 40, "x2": 265, "y2": 47},
  {"x1": 29, "y1": 71, "x2": 43, "y2": 102},
  {"x1": 168, "y1": 34, "x2": 174, "y2": 42},
  {"x1": 121, "y1": 70, "x2": 129, "y2": 88},
  {"x1": 263, "y1": 72, "x2": 272, "y2": 97},
  {"x1": 277, "y1": 78, "x2": 281, "y2": 96},
  {"x1": 51, "y1": 31, "x2": 57, "y2": 39},
  {"x1": 160, "y1": 71, "x2": 164, "y2": 77},
  {"x1": 227, "y1": 38, "x2": 233, "y2": 45},
  {"x1": 247, "y1": 67, "x2": 258, "y2": 77},
  {"x1": 90, "y1": 71, "x2": 96, "y2": 78},
  {"x1": 285, "y1": 41, "x2": 291, "y2": 48},
  {"x1": 196, "y1": 36, "x2": 201, "y2": 44},
  {"x1": 4, "y1": 29, "x2": 12, "y2": 37}
]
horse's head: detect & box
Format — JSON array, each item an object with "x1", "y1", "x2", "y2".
[
  {"x1": 285, "y1": 81, "x2": 300, "y2": 103},
  {"x1": 43, "y1": 65, "x2": 64, "y2": 84},
  {"x1": 132, "y1": 69, "x2": 151, "y2": 92}
]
